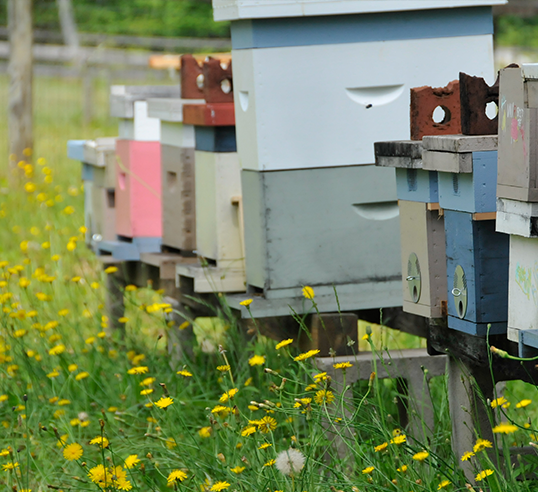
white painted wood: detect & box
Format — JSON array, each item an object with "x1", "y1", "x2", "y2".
[
  {"x1": 161, "y1": 122, "x2": 195, "y2": 148},
  {"x1": 133, "y1": 101, "x2": 160, "y2": 141},
  {"x1": 110, "y1": 85, "x2": 180, "y2": 118},
  {"x1": 508, "y1": 235, "x2": 538, "y2": 339},
  {"x1": 176, "y1": 263, "x2": 245, "y2": 293},
  {"x1": 232, "y1": 35, "x2": 494, "y2": 171},
  {"x1": 213, "y1": 0, "x2": 505, "y2": 21},
  {"x1": 422, "y1": 135, "x2": 497, "y2": 153},
  {"x1": 195, "y1": 151, "x2": 244, "y2": 268},
  {"x1": 147, "y1": 97, "x2": 204, "y2": 122},
  {"x1": 422, "y1": 150, "x2": 473, "y2": 173},
  {"x1": 496, "y1": 198, "x2": 538, "y2": 237},
  {"x1": 83, "y1": 137, "x2": 116, "y2": 168}
]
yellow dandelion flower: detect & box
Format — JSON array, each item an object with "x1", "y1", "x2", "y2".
[
  {"x1": 333, "y1": 361, "x2": 353, "y2": 370},
  {"x1": 219, "y1": 388, "x2": 238, "y2": 403},
  {"x1": 239, "y1": 299, "x2": 253, "y2": 306},
  {"x1": 231, "y1": 466, "x2": 245, "y2": 474},
  {"x1": 516, "y1": 399, "x2": 532, "y2": 409},
  {"x1": 264, "y1": 460, "x2": 275, "y2": 467},
  {"x1": 217, "y1": 365, "x2": 230, "y2": 372},
  {"x1": 177, "y1": 369, "x2": 193, "y2": 377},
  {"x1": 314, "y1": 390, "x2": 335, "y2": 405},
  {"x1": 2, "y1": 462, "x2": 18, "y2": 471},
  {"x1": 249, "y1": 355, "x2": 265, "y2": 366},
  {"x1": 244, "y1": 377, "x2": 253, "y2": 386},
  {"x1": 374, "y1": 442, "x2": 388, "y2": 452},
  {"x1": 89, "y1": 436, "x2": 109, "y2": 448},
  {"x1": 397, "y1": 465, "x2": 407, "y2": 473},
  {"x1": 256, "y1": 416, "x2": 277, "y2": 433},
  {"x1": 125, "y1": 284, "x2": 137, "y2": 291},
  {"x1": 154, "y1": 396, "x2": 174, "y2": 409},
  {"x1": 58, "y1": 399, "x2": 70, "y2": 406},
  {"x1": 302, "y1": 286, "x2": 315, "y2": 299},
  {"x1": 473, "y1": 438, "x2": 492, "y2": 453},
  {"x1": 412, "y1": 451, "x2": 429, "y2": 461},
  {"x1": 362, "y1": 466, "x2": 374, "y2": 474},
  {"x1": 104, "y1": 266, "x2": 118, "y2": 274},
  {"x1": 313, "y1": 372, "x2": 327, "y2": 382},
  {"x1": 68, "y1": 364, "x2": 78, "y2": 372},
  {"x1": 491, "y1": 396, "x2": 508, "y2": 409},
  {"x1": 492, "y1": 422, "x2": 518, "y2": 434},
  {"x1": 48, "y1": 344, "x2": 65, "y2": 356},
  {"x1": 124, "y1": 454, "x2": 140, "y2": 469},
  {"x1": 461, "y1": 451, "x2": 475, "y2": 461},
  {"x1": 127, "y1": 366, "x2": 149, "y2": 375},
  {"x1": 390, "y1": 434, "x2": 407, "y2": 445},
  {"x1": 276, "y1": 338, "x2": 293, "y2": 350},
  {"x1": 438, "y1": 480, "x2": 451, "y2": 489},
  {"x1": 476, "y1": 469, "x2": 494, "y2": 481},
  {"x1": 47, "y1": 370, "x2": 60, "y2": 379},
  {"x1": 63, "y1": 443, "x2": 83, "y2": 461},
  {"x1": 75, "y1": 372, "x2": 89, "y2": 381},
  {"x1": 168, "y1": 469, "x2": 187, "y2": 484},
  {"x1": 140, "y1": 377, "x2": 156, "y2": 387},
  {"x1": 140, "y1": 389, "x2": 153, "y2": 396},
  {"x1": 294, "y1": 349, "x2": 320, "y2": 361},
  {"x1": 211, "y1": 481, "x2": 230, "y2": 491},
  {"x1": 199, "y1": 426, "x2": 212, "y2": 438},
  {"x1": 118, "y1": 317, "x2": 129, "y2": 323},
  {"x1": 85, "y1": 336, "x2": 96, "y2": 345},
  {"x1": 241, "y1": 425, "x2": 256, "y2": 437}
]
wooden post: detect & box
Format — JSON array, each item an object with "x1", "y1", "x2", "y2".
[
  {"x1": 7, "y1": 0, "x2": 33, "y2": 168},
  {"x1": 56, "y1": 0, "x2": 79, "y2": 62}
]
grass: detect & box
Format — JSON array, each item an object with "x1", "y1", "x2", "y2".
[{"x1": 0, "y1": 74, "x2": 536, "y2": 491}]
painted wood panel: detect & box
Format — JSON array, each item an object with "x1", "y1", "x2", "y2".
[
  {"x1": 399, "y1": 200, "x2": 446, "y2": 318},
  {"x1": 232, "y1": 35, "x2": 494, "y2": 171},
  {"x1": 437, "y1": 151, "x2": 498, "y2": 213},
  {"x1": 161, "y1": 122, "x2": 195, "y2": 148},
  {"x1": 147, "y1": 97, "x2": 204, "y2": 122},
  {"x1": 497, "y1": 65, "x2": 538, "y2": 202},
  {"x1": 242, "y1": 165, "x2": 402, "y2": 297},
  {"x1": 110, "y1": 85, "x2": 180, "y2": 119},
  {"x1": 115, "y1": 139, "x2": 162, "y2": 238},
  {"x1": 194, "y1": 151, "x2": 243, "y2": 267},
  {"x1": 496, "y1": 198, "x2": 538, "y2": 237},
  {"x1": 395, "y1": 169, "x2": 439, "y2": 203},
  {"x1": 161, "y1": 144, "x2": 196, "y2": 252},
  {"x1": 444, "y1": 210, "x2": 508, "y2": 335},
  {"x1": 507, "y1": 235, "x2": 538, "y2": 343},
  {"x1": 195, "y1": 126, "x2": 237, "y2": 152}
]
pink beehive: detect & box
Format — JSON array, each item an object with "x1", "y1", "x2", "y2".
[{"x1": 115, "y1": 139, "x2": 162, "y2": 238}]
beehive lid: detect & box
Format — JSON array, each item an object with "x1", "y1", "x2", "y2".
[{"x1": 213, "y1": 0, "x2": 506, "y2": 22}]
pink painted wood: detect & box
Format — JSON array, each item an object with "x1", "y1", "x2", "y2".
[{"x1": 115, "y1": 139, "x2": 162, "y2": 238}]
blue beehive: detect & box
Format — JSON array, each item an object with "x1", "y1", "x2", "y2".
[
  {"x1": 422, "y1": 135, "x2": 498, "y2": 213},
  {"x1": 195, "y1": 126, "x2": 237, "y2": 153},
  {"x1": 444, "y1": 210, "x2": 508, "y2": 335}
]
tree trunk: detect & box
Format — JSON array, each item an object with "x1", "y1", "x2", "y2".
[
  {"x1": 56, "y1": 0, "x2": 79, "y2": 62},
  {"x1": 7, "y1": 0, "x2": 33, "y2": 170}
]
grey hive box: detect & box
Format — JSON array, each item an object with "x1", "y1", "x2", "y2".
[
  {"x1": 496, "y1": 198, "x2": 538, "y2": 237},
  {"x1": 241, "y1": 164, "x2": 402, "y2": 306},
  {"x1": 399, "y1": 200, "x2": 447, "y2": 319},
  {"x1": 422, "y1": 135, "x2": 498, "y2": 214},
  {"x1": 497, "y1": 64, "x2": 538, "y2": 202}
]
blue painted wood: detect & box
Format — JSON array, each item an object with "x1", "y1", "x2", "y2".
[
  {"x1": 195, "y1": 126, "x2": 236, "y2": 153},
  {"x1": 447, "y1": 317, "x2": 507, "y2": 336},
  {"x1": 438, "y1": 150, "x2": 497, "y2": 213},
  {"x1": 132, "y1": 236, "x2": 162, "y2": 253},
  {"x1": 231, "y1": 7, "x2": 493, "y2": 49},
  {"x1": 395, "y1": 168, "x2": 438, "y2": 203},
  {"x1": 444, "y1": 210, "x2": 508, "y2": 328},
  {"x1": 97, "y1": 240, "x2": 140, "y2": 261},
  {"x1": 67, "y1": 140, "x2": 86, "y2": 162},
  {"x1": 82, "y1": 163, "x2": 94, "y2": 182}
]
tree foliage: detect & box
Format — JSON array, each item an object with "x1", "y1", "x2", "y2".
[{"x1": 0, "y1": 0, "x2": 229, "y2": 38}]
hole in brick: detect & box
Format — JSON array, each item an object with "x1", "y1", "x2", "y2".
[
  {"x1": 196, "y1": 74, "x2": 205, "y2": 90},
  {"x1": 432, "y1": 105, "x2": 451, "y2": 125},
  {"x1": 486, "y1": 101, "x2": 498, "y2": 120},
  {"x1": 221, "y1": 79, "x2": 232, "y2": 94}
]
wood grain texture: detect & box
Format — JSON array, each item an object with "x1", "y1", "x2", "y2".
[
  {"x1": 195, "y1": 151, "x2": 243, "y2": 266},
  {"x1": 422, "y1": 134, "x2": 497, "y2": 153},
  {"x1": 437, "y1": 150, "x2": 498, "y2": 213},
  {"x1": 399, "y1": 200, "x2": 447, "y2": 318},
  {"x1": 182, "y1": 103, "x2": 235, "y2": 126},
  {"x1": 422, "y1": 150, "x2": 472, "y2": 173},
  {"x1": 161, "y1": 144, "x2": 196, "y2": 251},
  {"x1": 444, "y1": 210, "x2": 509, "y2": 327}
]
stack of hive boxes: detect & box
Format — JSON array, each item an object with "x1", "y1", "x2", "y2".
[
  {"x1": 67, "y1": 138, "x2": 117, "y2": 252},
  {"x1": 495, "y1": 64, "x2": 538, "y2": 353},
  {"x1": 212, "y1": 0, "x2": 503, "y2": 317},
  {"x1": 101, "y1": 85, "x2": 179, "y2": 260},
  {"x1": 174, "y1": 55, "x2": 247, "y2": 293}
]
